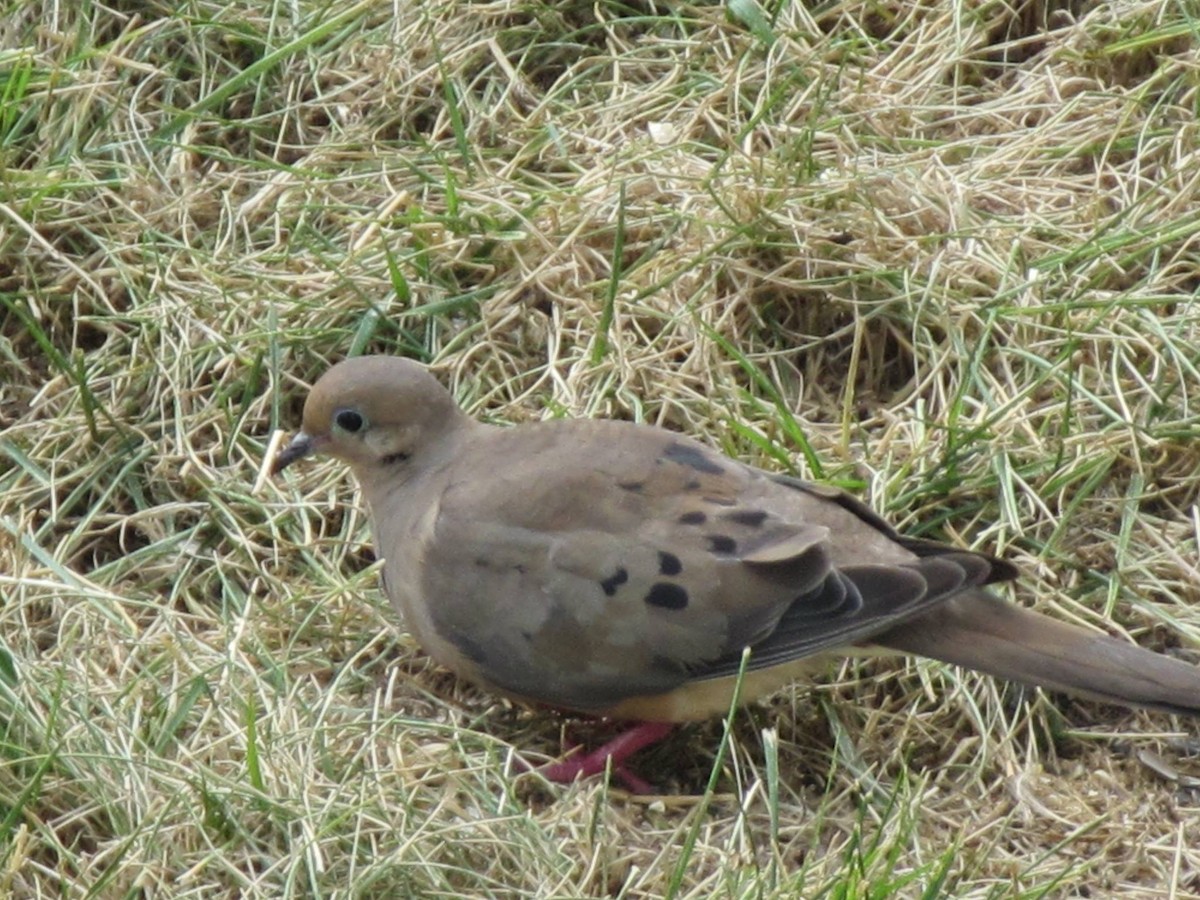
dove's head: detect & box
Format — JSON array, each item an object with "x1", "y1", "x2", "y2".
[{"x1": 272, "y1": 356, "x2": 466, "y2": 476}]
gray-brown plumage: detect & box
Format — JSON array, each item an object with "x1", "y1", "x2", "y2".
[{"x1": 273, "y1": 356, "x2": 1200, "y2": 740}]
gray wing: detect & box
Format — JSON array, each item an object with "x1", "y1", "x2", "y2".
[{"x1": 410, "y1": 420, "x2": 1012, "y2": 712}]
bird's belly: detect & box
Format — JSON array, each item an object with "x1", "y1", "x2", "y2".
[{"x1": 597, "y1": 658, "x2": 833, "y2": 722}]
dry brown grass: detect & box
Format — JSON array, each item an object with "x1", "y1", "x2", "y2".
[{"x1": 4, "y1": 0, "x2": 1200, "y2": 895}]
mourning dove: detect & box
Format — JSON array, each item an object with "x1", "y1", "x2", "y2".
[{"x1": 273, "y1": 356, "x2": 1200, "y2": 787}]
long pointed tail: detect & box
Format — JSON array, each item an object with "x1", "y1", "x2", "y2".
[{"x1": 874, "y1": 590, "x2": 1200, "y2": 716}]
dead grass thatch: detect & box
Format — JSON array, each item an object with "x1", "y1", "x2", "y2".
[{"x1": 3, "y1": 0, "x2": 1200, "y2": 896}]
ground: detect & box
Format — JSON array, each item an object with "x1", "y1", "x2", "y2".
[{"x1": 3, "y1": 0, "x2": 1200, "y2": 896}]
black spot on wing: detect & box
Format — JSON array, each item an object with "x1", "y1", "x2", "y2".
[
  {"x1": 600, "y1": 567, "x2": 629, "y2": 597},
  {"x1": 658, "y1": 551, "x2": 682, "y2": 576},
  {"x1": 707, "y1": 534, "x2": 737, "y2": 555},
  {"x1": 645, "y1": 582, "x2": 689, "y2": 610},
  {"x1": 723, "y1": 509, "x2": 768, "y2": 527},
  {"x1": 662, "y1": 441, "x2": 725, "y2": 475},
  {"x1": 769, "y1": 473, "x2": 1016, "y2": 581}
]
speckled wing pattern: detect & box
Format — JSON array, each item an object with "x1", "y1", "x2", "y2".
[{"x1": 404, "y1": 419, "x2": 1014, "y2": 713}]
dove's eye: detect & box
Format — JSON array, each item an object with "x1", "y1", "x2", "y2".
[{"x1": 333, "y1": 409, "x2": 366, "y2": 434}]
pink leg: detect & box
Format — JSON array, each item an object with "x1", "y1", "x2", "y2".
[{"x1": 538, "y1": 721, "x2": 675, "y2": 792}]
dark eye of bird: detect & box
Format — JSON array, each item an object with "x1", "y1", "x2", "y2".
[{"x1": 334, "y1": 409, "x2": 365, "y2": 433}]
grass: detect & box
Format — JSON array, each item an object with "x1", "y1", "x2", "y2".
[{"x1": 3, "y1": 0, "x2": 1200, "y2": 895}]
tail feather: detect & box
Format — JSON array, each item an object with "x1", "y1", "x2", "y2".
[{"x1": 874, "y1": 590, "x2": 1200, "y2": 716}]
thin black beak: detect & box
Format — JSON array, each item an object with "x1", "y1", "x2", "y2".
[{"x1": 272, "y1": 432, "x2": 316, "y2": 475}]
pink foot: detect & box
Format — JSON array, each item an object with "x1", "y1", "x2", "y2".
[{"x1": 536, "y1": 721, "x2": 675, "y2": 792}]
